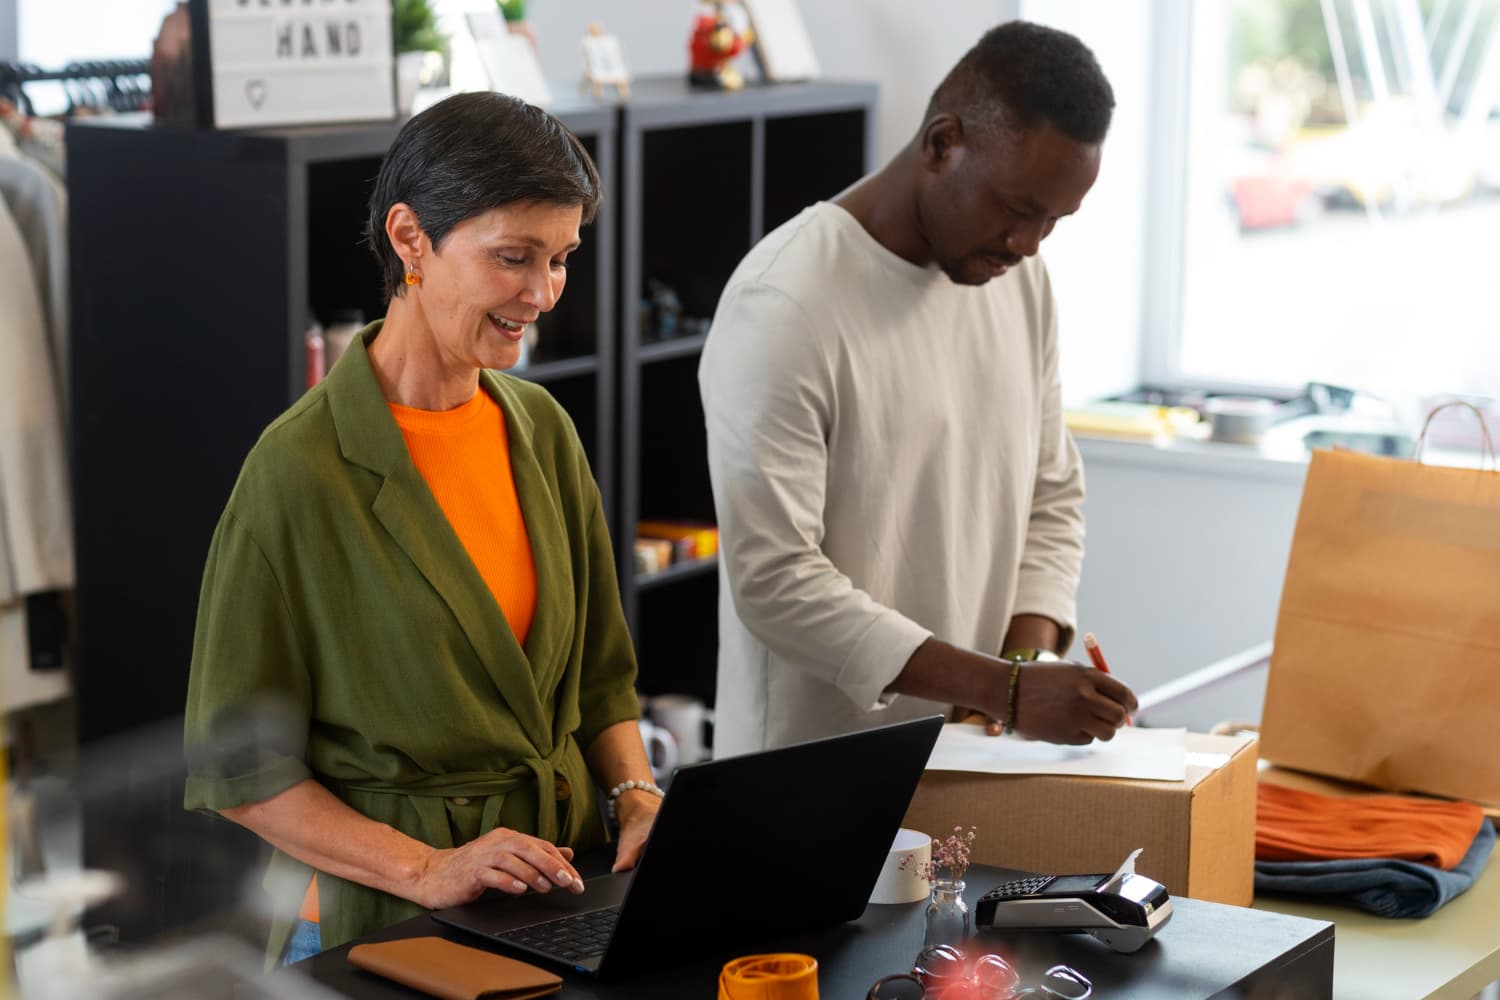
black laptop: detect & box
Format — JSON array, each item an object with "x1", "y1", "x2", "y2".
[{"x1": 431, "y1": 715, "x2": 943, "y2": 979}]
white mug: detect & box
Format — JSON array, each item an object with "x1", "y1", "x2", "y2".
[
  {"x1": 648, "y1": 694, "x2": 712, "y2": 764},
  {"x1": 869, "y1": 828, "x2": 933, "y2": 905},
  {"x1": 637, "y1": 719, "x2": 679, "y2": 783}
]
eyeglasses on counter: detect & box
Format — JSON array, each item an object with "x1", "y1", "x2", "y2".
[{"x1": 866, "y1": 944, "x2": 1092, "y2": 1000}]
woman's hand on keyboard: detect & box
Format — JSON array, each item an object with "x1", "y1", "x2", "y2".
[{"x1": 416, "y1": 827, "x2": 585, "y2": 908}]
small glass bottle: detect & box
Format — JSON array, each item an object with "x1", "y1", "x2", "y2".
[
  {"x1": 323, "y1": 309, "x2": 365, "y2": 371},
  {"x1": 923, "y1": 878, "x2": 970, "y2": 951},
  {"x1": 305, "y1": 323, "x2": 325, "y2": 389}
]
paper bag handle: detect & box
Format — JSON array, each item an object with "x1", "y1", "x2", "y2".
[{"x1": 1411, "y1": 401, "x2": 1496, "y2": 470}]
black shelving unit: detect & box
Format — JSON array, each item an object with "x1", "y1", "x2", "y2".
[
  {"x1": 615, "y1": 78, "x2": 876, "y2": 706},
  {"x1": 636, "y1": 554, "x2": 719, "y2": 591},
  {"x1": 66, "y1": 101, "x2": 616, "y2": 941}
]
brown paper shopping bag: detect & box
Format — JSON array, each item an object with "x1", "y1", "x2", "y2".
[{"x1": 1261, "y1": 411, "x2": 1500, "y2": 807}]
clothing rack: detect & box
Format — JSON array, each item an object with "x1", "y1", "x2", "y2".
[{"x1": 0, "y1": 59, "x2": 151, "y2": 117}]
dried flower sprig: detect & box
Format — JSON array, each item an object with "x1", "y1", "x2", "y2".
[{"x1": 900, "y1": 826, "x2": 978, "y2": 884}]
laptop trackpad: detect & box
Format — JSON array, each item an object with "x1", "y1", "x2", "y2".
[{"x1": 434, "y1": 869, "x2": 633, "y2": 936}]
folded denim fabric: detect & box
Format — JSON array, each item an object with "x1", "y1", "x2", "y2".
[{"x1": 1254, "y1": 819, "x2": 1495, "y2": 919}]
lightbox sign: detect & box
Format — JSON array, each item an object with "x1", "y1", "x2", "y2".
[{"x1": 207, "y1": 0, "x2": 394, "y2": 128}]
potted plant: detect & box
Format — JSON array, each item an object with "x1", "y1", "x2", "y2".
[{"x1": 393, "y1": 0, "x2": 447, "y2": 115}]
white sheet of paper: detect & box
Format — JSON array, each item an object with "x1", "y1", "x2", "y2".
[
  {"x1": 925, "y1": 724, "x2": 1188, "y2": 781},
  {"x1": 743, "y1": 0, "x2": 821, "y2": 80},
  {"x1": 466, "y1": 10, "x2": 553, "y2": 107}
]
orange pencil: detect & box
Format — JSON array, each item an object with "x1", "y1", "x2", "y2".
[
  {"x1": 1082, "y1": 632, "x2": 1111, "y2": 673},
  {"x1": 1083, "y1": 632, "x2": 1131, "y2": 726}
]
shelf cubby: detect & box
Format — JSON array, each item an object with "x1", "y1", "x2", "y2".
[{"x1": 614, "y1": 79, "x2": 876, "y2": 700}]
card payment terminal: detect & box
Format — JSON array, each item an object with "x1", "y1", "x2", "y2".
[{"x1": 974, "y1": 849, "x2": 1173, "y2": 953}]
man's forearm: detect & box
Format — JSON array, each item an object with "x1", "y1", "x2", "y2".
[
  {"x1": 1001, "y1": 614, "x2": 1063, "y2": 656},
  {"x1": 888, "y1": 637, "x2": 1012, "y2": 719},
  {"x1": 889, "y1": 617, "x2": 1068, "y2": 715},
  {"x1": 895, "y1": 633, "x2": 1138, "y2": 746}
]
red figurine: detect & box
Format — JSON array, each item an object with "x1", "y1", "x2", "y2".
[{"x1": 689, "y1": 1, "x2": 754, "y2": 91}]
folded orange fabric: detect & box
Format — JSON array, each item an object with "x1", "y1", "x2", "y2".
[
  {"x1": 718, "y1": 954, "x2": 819, "y2": 1000},
  {"x1": 1257, "y1": 782, "x2": 1486, "y2": 869}
]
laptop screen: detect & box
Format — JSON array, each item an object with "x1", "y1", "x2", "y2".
[{"x1": 434, "y1": 715, "x2": 943, "y2": 978}]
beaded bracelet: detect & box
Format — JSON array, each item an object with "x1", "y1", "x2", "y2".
[
  {"x1": 606, "y1": 779, "x2": 664, "y2": 822},
  {"x1": 1002, "y1": 661, "x2": 1023, "y2": 735}
]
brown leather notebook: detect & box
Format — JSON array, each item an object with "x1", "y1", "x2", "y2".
[{"x1": 347, "y1": 936, "x2": 563, "y2": 1000}]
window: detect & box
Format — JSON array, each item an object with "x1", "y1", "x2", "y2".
[
  {"x1": 1149, "y1": 0, "x2": 1500, "y2": 404},
  {"x1": 14, "y1": 0, "x2": 173, "y2": 114}
]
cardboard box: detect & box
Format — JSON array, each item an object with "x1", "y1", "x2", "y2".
[{"x1": 902, "y1": 732, "x2": 1258, "y2": 905}]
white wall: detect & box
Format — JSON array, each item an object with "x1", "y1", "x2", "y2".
[
  {"x1": 1, "y1": 0, "x2": 17, "y2": 61},
  {"x1": 1072, "y1": 440, "x2": 1308, "y2": 732},
  {"x1": 1020, "y1": 0, "x2": 1152, "y2": 406},
  {"x1": 796, "y1": 1, "x2": 1012, "y2": 165},
  {"x1": 509, "y1": 0, "x2": 695, "y2": 81},
  {"x1": 450, "y1": 0, "x2": 1012, "y2": 164}
]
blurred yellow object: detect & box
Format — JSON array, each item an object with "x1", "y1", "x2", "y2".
[
  {"x1": 1065, "y1": 402, "x2": 1201, "y2": 442},
  {"x1": 718, "y1": 953, "x2": 820, "y2": 1000},
  {"x1": 637, "y1": 520, "x2": 719, "y2": 560}
]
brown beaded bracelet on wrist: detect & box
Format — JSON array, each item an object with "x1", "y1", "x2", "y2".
[{"x1": 1002, "y1": 660, "x2": 1023, "y2": 735}]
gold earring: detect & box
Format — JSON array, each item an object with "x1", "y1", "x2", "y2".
[{"x1": 405, "y1": 264, "x2": 421, "y2": 287}]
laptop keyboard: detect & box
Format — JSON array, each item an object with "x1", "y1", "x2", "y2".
[{"x1": 501, "y1": 905, "x2": 621, "y2": 962}]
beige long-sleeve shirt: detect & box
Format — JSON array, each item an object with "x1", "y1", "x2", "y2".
[{"x1": 700, "y1": 203, "x2": 1085, "y2": 755}]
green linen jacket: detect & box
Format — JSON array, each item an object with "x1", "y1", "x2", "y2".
[{"x1": 183, "y1": 323, "x2": 640, "y2": 958}]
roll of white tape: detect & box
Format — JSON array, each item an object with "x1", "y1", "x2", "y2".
[{"x1": 869, "y1": 828, "x2": 932, "y2": 905}]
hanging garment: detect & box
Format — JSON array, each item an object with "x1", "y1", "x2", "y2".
[
  {"x1": 0, "y1": 196, "x2": 73, "y2": 709},
  {"x1": 0, "y1": 126, "x2": 70, "y2": 413},
  {"x1": 1, "y1": 601, "x2": 70, "y2": 709}
]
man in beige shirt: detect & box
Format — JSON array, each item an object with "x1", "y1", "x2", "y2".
[{"x1": 701, "y1": 22, "x2": 1137, "y2": 755}]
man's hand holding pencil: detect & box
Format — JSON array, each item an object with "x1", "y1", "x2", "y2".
[{"x1": 962, "y1": 632, "x2": 1138, "y2": 745}]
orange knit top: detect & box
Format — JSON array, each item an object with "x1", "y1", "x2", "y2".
[
  {"x1": 386, "y1": 388, "x2": 539, "y2": 642},
  {"x1": 299, "y1": 387, "x2": 538, "y2": 924}
]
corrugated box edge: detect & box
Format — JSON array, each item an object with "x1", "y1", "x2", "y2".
[
  {"x1": 1187, "y1": 732, "x2": 1259, "y2": 907},
  {"x1": 902, "y1": 731, "x2": 1258, "y2": 906}
]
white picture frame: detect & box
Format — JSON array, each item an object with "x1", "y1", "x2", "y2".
[
  {"x1": 742, "y1": 0, "x2": 820, "y2": 82},
  {"x1": 581, "y1": 25, "x2": 631, "y2": 100},
  {"x1": 465, "y1": 8, "x2": 553, "y2": 108}
]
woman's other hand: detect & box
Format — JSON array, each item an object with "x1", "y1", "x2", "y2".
[
  {"x1": 610, "y1": 790, "x2": 661, "y2": 873},
  {"x1": 415, "y1": 827, "x2": 584, "y2": 909},
  {"x1": 585, "y1": 718, "x2": 666, "y2": 873}
]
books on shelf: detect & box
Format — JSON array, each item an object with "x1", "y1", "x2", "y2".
[
  {"x1": 634, "y1": 538, "x2": 673, "y2": 575},
  {"x1": 635, "y1": 521, "x2": 719, "y2": 576}
]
